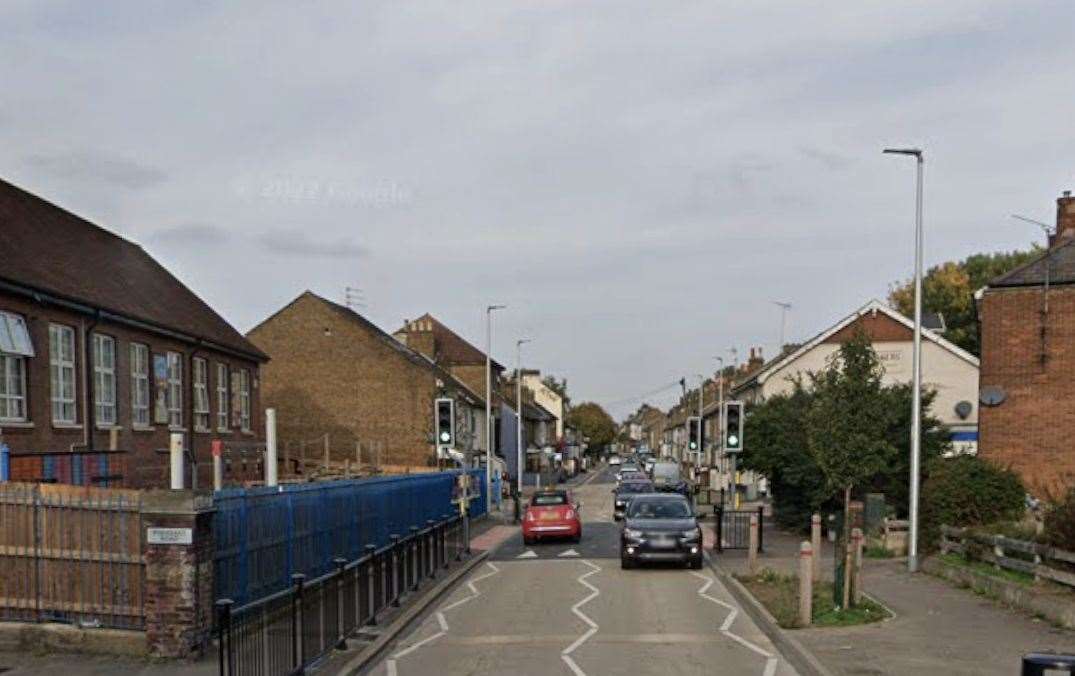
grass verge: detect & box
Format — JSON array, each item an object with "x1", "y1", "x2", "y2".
[{"x1": 736, "y1": 568, "x2": 890, "y2": 629}]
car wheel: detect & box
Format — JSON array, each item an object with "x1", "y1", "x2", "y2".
[
  {"x1": 523, "y1": 536, "x2": 533, "y2": 546},
  {"x1": 572, "y1": 533, "x2": 581, "y2": 544},
  {"x1": 690, "y1": 556, "x2": 703, "y2": 570},
  {"x1": 621, "y1": 555, "x2": 634, "y2": 570}
]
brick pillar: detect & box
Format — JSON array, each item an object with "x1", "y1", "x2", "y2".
[{"x1": 141, "y1": 490, "x2": 216, "y2": 658}]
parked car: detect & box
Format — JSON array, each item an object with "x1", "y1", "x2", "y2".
[
  {"x1": 613, "y1": 479, "x2": 654, "y2": 520},
  {"x1": 649, "y1": 461, "x2": 691, "y2": 499},
  {"x1": 522, "y1": 489, "x2": 582, "y2": 544},
  {"x1": 620, "y1": 493, "x2": 703, "y2": 569}
]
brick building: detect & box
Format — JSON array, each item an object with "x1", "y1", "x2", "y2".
[
  {"x1": 0, "y1": 178, "x2": 267, "y2": 488},
  {"x1": 393, "y1": 313, "x2": 504, "y2": 399},
  {"x1": 978, "y1": 191, "x2": 1075, "y2": 497},
  {"x1": 247, "y1": 292, "x2": 486, "y2": 469}
]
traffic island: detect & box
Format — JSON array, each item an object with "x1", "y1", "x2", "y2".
[{"x1": 736, "y1": 568, "x2": 890, "y2": 629}]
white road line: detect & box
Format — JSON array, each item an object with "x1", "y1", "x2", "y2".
[
  {"x1": 385, "y1": 561, "x2": 501, "y2": 675},
  {"x1": 558, "y1": 549, "x2": 579, "y2": 557},
  {"x1": 691, "y1": 571, "x2": 780, "y2": 676},
  {"x1": 517, "y1": 550, "x2": 538, "y2": 559},
  {"x1": 561, "y1": 559, "x2": 602, "y2": 676}
]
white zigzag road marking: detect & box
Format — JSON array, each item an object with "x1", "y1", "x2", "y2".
[
  {"x1": 385, "y1": 561, "x2": 501, "y2": 675},
  {"x1": 561, "y1": 559, "x2": 602, "y2": 676},
  {"x1": 691, "y1": 571, "x2": 780, "y2": 676}
]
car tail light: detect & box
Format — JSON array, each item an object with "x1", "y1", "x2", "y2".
[
  {"x1": 565, "y1": 510, "x2": 575, "y2": 520},
  {"x1": 525, "y1": 510, "x2": 535, "y2": 522}
]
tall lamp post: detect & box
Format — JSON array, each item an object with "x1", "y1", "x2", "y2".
[
  {"x1": 884, "y1": 147, "x2": 924, "y2": 573},
  {"x1": 713, "y1": 356, "x2": 725, "y2": 473},
  {"x1": 515, "y1": 338, "x2": 532, "y2": 495},
  {"x1": 485, "y1": 304, "x2": 506, "y2": 505}
]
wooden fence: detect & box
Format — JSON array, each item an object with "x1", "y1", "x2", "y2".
[
  {"x1": 940, "y1": 525, "x2": 1075, "y2": 590},
  {"x1": 0, "y1": 482, "x2": 145, "y2": 629}
]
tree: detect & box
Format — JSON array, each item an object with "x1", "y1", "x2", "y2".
[
  {"x1": 889, "y1": 246, "x2": 1040, "y2": 355},
  {"x1": 567, "y1": 402, "x2": 617, "y2": 450}
]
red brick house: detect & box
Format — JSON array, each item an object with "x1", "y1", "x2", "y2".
[
  {"x1": 0, "y1": 178, "x2": 267, "y2": 488},
  {"x1": 978, "y1": 190, "x2": 1075, "y2": 498}
]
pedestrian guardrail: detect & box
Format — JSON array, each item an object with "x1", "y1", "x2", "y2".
[
  {"x1": 216, "y1": 513, "x2": 467, "y2": 676},
  {"x1": 714, "y1": 505, "x2": 764, "y2": 553}
]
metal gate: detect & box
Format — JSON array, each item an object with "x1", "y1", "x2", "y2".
[{"x1": 713, "y1": 505, "x2": 764, "y2": 553}]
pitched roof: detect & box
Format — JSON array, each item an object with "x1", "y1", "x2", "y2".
[
  {"x1": 0, "y1": 177, "x2": 266, "y2": 360},
  {"x1": 251, "y1": 292, "x2": 485, "y2": 407},
  {"x1": 987, "y1": 239, "x2": 1075, "y2": 288},
  {"x1": 398, "y1": 313, "x2": 504, "y2": 370},
  {"x1": 732, "y1": 299, "x2": 979, "y2": 396}
]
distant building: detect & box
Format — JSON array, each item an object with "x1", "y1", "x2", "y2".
[
  {"x1": 247, "y1": 292, "x2": 484, "y2": 470},
  {"x1": 977, "y1": 190, "x2": 1075, "y2": 497},
  {"x1": 732, "y1": 299, "x2": 980, "y2": 453},
  {"x1": 521, "y1": 370, "x2": 565, "y2": 441},
  {"x1": 0, "y1": 178, "x2": 267, "y2": 488}
]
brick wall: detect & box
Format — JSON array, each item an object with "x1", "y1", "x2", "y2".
[
  {"x1": 979, "y1": 285, "x2": 1075, "y2": 497},
  {"x1": 248, "y1": 293, "x2": 444, "y2": 468},
  {"x1": 0, "y1": 292, "x2": 262, "y2": 489}
]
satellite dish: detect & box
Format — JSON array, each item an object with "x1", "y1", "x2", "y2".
[
  {"x1": 954, "y1": 400, "x2": 973, "y2": 420},
  {"x1": 979, "y1": 386, "x2": 1007, "y2": 407}
]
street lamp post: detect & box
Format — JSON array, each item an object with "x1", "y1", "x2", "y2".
[
  {"x1": 516, "y1": 338, "x2": 532, "y2": 495},
  {"x1": 884, "y1": 147, "x2": 924, "y2": 573},
  {"x1": 713, "y1": 356, "x2": 725, "y2": 473},
  {"x1": 485, "y1": 304, "x2": 506, "y2": 507}
]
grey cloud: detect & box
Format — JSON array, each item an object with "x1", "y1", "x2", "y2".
[
  {"x1": 258, "y1": 229, "x2": 368, "y2": 260},
  {"x1": 22, "y1": 149, "x2": 167, "y2": 190},
  {"x1": 147, "y1": 223, "x2": 231, "y2": 245},
  {"x1": 798, "y1": 146, "x2": 855, "y2": 171}
]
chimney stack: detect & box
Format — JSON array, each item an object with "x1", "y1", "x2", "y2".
[{"x1": 1052, "y1": 190, "x2": 1075, "y2": 246}]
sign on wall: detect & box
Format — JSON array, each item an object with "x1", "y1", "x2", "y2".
[{"x1": 146, "y1": 527, "x2": 193, "y2": 545}]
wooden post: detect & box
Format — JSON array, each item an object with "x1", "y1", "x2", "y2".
[
  {"x1": 811, "y1": 513, "x2": 822, "y2": 582},
  {"x1": 748, "y1": 513, "x2": 759, "y2": 575},
  {"x1": 355, "y1": 441, "x2": 362, "y2": 472},
  {"x1": 323, "y1": 435, "x2": 330, "y2": 472},
  {"x1": 799, "y1": 541, "x2": 813, "y2": 627},
  {"x1": 851, "y1": 527, "x2": 864, "y2": 605},
  {"x1": 299, "y1": 441, "x2": 306, "y2": 476},
  {"x1": 344, "y1": 459, "x2": 351, "y2": 478}
]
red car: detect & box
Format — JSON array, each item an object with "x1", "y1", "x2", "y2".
[{"x1": 522, "y1": 490, "x2": 581, "y2": 544}]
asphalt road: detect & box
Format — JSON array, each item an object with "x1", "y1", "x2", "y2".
[{"x1": 367, "y1": 466, "x2": 798, "y2": 676}]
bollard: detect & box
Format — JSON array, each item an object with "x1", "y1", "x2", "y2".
[
  {"x1": 799, "y1": 541, "x2": 813, "y2": 627},
  {"x1": 851, "y1": 527, "x2": 864, "y2": 605},
  {"x1": 811, "y1": 513, "x2": 822, "y2": 582},
  {"x1": 364, "y1": 545, "x2": 378, "y2": 626},
  {"x1": 748, "y1": 514, "x2": 759, "y2": 575}
]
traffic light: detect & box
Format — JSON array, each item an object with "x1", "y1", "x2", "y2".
[
  {"x1": 687, "y1": 416, "x2": 702, "y2": 453},
  {"x1": 723, "y1": 401, "x2": 744, "y2": 452},
  {"x1": 435, "y1": 398, "x2": 455, "y2": 447}
]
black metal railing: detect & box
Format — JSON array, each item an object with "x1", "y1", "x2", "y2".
[
  {"x1": 216, "y1": 513, "x2": 467, "y2": 676},
  {"x1": 713, "y1": 505, "x2": 764, "y2": 553}
]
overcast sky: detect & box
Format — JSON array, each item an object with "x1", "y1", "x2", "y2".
[{"x1": 3, "y1": 1, "x2": 1073, "y2": 420}]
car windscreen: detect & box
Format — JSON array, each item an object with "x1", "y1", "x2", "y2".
[
  {"x1": 617, "y1": 482, "x2": 653, "y2": 494},
  {"x1": 627, "y1": 498, "x2": 691, "y2": 519},
  {"x1": 651, "y1": 463, "x2": 681, "y2": 481},
  {"x1": 531, "y1": 493, "x2": 567, "y2": 506},
  {"x1": 619, "y1": 471, "x2": 646, "y2": 481}
]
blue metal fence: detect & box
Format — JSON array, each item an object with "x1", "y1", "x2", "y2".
[{"x1": 214, "y1": 469, "x2": 486, "y2": 606}]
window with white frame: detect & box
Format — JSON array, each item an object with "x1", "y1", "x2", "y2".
[
  {"x1": 193, "y1": 357, "x2": 209, "y2": 431},
  {"x1": 93, "y1": 334, "x2": 116, "y2": 425},
  {"x1": 215, "y1": 363, "x2": 229, "y2": 431},
  {"x1": 0, "y1": 311, "x2": 32, "y2": 423},
  {"x1": 166, "y1": 351, "x2": 183, "y2": 427},
  {"x1": 0, "y1": 354, "x2": 27, "y2": 422},
  {"x1": 130, "y1": 343, "x2": 150, "y2": 427},
  {"x1": 239, "y1": 368, "x2": 251, "y2": 431},
  {"x1": 49, "y1": 323, "x2": 77, "y2": 424}
]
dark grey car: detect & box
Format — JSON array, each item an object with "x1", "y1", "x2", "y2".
[{"x1": 620, "y1": 493, "x2": 703, "y2": 569}]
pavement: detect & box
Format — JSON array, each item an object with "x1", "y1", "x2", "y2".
[
  {"x1": 714, "y1": 515, "x2": 1075, "y2": 675},
  {"x1": 363, "y1": 466, "x2": 798, "y2": 676}
]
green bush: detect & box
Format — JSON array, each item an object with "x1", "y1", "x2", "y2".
[
  {"x1": 1044, "y1": 488, "x2": 1075, "y2": 552},
  {"x1": 920, "y1": 455, "x2": 1025, "y2": 550}
]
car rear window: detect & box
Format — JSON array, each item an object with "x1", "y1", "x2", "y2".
[
  {"x1": 618, "y1": 482, "x2": 653, "y2": 494},
  {"x1": 532, "y1": 493, "x2": 568, "y2": 506},
  {"x1": 627, "y1": 498, "x2": 691, "y2": 518}
]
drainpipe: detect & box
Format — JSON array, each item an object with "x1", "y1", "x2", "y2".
[
  {"x1": 82, "y1": 310, "x2": 101, "y2": 454},
  {"x1": 187, "y1": 341, "x2": 204, "y2": 490}
]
